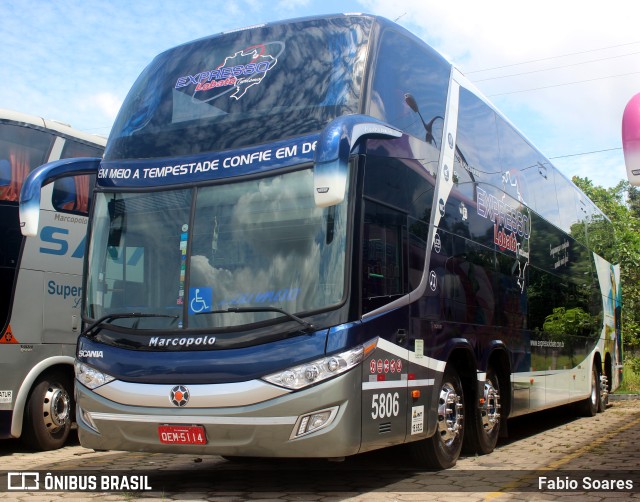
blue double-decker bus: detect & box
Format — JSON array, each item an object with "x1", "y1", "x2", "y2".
[{"x1": 21, "y1": 14, "x2": 622, "y2": 468}]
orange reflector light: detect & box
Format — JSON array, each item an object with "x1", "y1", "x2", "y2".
[
  {"x1": 411, "y1": 390, "x2": 421, "y2": 399},
  {"x1": 479, "y1": 398, "x2": 485, "y2": 405}
]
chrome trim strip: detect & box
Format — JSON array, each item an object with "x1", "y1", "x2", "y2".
[
  {"x1": 362, "y1": 378, "x2": 433, "y2": 391},
  {"x1": 362, "y1": 380, "x2": 407, "y2": 390},
  {"x1": 93, "y1": 379, "x2": 290, "y2": 408},
  {"x1": 408, "y1": 379, "x2": 435, "y2": 387},
  {"x1": 89, "y1": 412, "x2": 297, "y2": 426}
]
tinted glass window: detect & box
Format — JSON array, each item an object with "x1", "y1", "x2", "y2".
[
  {"x1": 60, "y1": 139, "x2": 104, "y2": 159},
  {"x1": 87, "y1": 168, "x2": 350, "y2": 330},
  {"x1": 370, "y1": 29, "x2": 449, "y2": 145},
  {"x1": 188, "y1": 168, "x2": 348, "y2": 328},
  {"x1": 106, "y1": 16, "x2": 371, "y2": 160},
  {"x1": 0, "y1": 123, "x2": 53, "y2": 202},
  {"x1": 455, "y1": 89, "x2": 502, "y2": 184},
  {"x1": 361, "y1": 157, "x2": 433, "y2": 313},
  {"x1": 496, "y1": 117, "x2": 559, "y2": 222},
  {"x1": 364, "y1": 156, "x2": 434, "y2": 220},
  {"x1": 362, "y1": 200, "x2": 406, "y2": 313}
]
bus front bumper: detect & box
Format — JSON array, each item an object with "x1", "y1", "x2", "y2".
[{"x1": 76, "y1": 370, "x2": 362, "y2": 458}]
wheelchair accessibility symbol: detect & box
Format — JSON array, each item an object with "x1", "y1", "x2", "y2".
[{"x1": 189, "y1": 287, "x2": 213, "y2": 314}]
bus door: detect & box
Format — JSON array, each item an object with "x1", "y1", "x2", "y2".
[
  {"x1": 360, "y1": 200, "x2": 411, "y2": 450},
  {"x1": 17, "y1": 173, "x2": 92, "y2": 344}
]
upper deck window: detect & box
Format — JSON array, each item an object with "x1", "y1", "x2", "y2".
[
  {"x1": 106, "y1": 16, "x2": 372, "y2": 161},
  {"x1": 369, "y1": 29, "x2": 450, "y2": 145}
]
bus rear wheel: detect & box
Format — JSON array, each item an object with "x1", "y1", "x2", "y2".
[
  {"x1": 410, "y1": 365, "x2": 464, "y2": 469},
  {"x1": 21, "y1": 371, "x2": 73, "y2": 451},
  {"x1": 463, "y1": 367, "x2": 501, "y2": 455},
  {"x1": 577, "y1": 364, "x2": 599, "y2": 417}
]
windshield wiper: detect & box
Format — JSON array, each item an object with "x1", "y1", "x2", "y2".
[
  {"x1": 200, "y1": 307, "x2": 314, "y2": 332},
  {"x1": 81, "y1": 313, "x2": 179, "y2": 338}
]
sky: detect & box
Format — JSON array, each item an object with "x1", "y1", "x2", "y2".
[{"x1": 0, "y1": 0, "x2": 638, "y2": 189}]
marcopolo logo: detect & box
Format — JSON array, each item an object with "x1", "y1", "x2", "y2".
[{"x1": 148, "y1": 335, "x2": 216, "y2": 348}]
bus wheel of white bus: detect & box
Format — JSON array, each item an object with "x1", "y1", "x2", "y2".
[
  {"x1": 463, "y1": 367, "x2": 501, "y2": 455},
  {"x1": 577, "y1": 364, "x2": 599, "y2": 417},
  {"x1": 410, "y1": 365, "x2": 464, "y2": 469},
  {"x1": 22, "y1": 371, "x2": 73, "y2": 451},
  {"x1": 597, "y1": 367, "x2": 609, "y2": 413}
]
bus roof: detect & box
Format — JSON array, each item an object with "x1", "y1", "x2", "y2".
[{"x1": 0, "y1": 107, "x2": 107, "y2": 147}]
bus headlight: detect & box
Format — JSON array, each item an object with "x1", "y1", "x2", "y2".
[
  {"x1": 263, "y1": 345, "x2": 364, "y2": 390},
  {"x1": 74, "y1": 361, "x2": 115, "y2": 390}
]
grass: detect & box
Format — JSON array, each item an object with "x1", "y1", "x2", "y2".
[{"x1": 615, "y1": 357, "x2": 640, "y2": 394}]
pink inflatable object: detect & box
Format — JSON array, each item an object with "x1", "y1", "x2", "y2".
[{"x1": 622, "y1": 93, "x2": 640, "y2": 186}]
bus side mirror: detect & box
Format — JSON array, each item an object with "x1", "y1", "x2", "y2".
[
  {"x1": 107, "y1": 198, "x2": 125, "y2": 248},
  {"x1": 313, "y1": 115, "x2": 402, "y2": 207},
  {"x1": 19, "y1": 157, "x2": 102, "y2": 237},
  {"x1": 0, "y1": 159, "x2": 10, "y2": 187}
]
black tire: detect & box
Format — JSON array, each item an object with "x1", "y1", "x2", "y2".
[
  {"x1": 577, "y1": 364, "x2": 599, "y2": 417},
  {"x1": 463, "y1": 367, "x2": 501, "y2": 455},
  {"x1": 21, "y1": 371, "x2": 73, "y2": 451},
  {"x1": 597, "y1": 364, "x2": 608, "y2": 413},
  {"x1": 410, "y1": 365, "x2": 464, "y2": 469}
]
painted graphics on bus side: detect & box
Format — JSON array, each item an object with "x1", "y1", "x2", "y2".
[{"x1": 10, "y1": 203, "x2": 87, "y2": 346}]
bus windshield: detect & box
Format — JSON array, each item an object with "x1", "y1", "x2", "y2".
[
  {"x1": 105, "y1": 16, "x2": 371, "y2": 161},
  {"x1": 86, "y1": 168, "x2": 349, "y2": 330}
]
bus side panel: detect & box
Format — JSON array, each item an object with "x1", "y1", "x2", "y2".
[
  {"x1": 0, "y1": 344, "x2": 74, "y2": 438},
  {"x1": 360, "y1": 341, "x2": 409, "y2": 452},
  {"x1": 17, "y1": 203, "x2": 87, "y2": 345}
]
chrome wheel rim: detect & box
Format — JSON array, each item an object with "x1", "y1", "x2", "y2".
[
  {"x1": 42, "y1": 385, "x2": 70, "y2": 432},
  {"x1": 437, "y1": 382, "x2": 463, "y2": 445}
]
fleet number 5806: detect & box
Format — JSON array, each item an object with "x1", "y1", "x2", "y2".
[{"x1": 371, "y1": 392, "x2": 400, "y2": 419}]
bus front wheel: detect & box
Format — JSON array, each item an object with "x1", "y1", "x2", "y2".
[
  {"x1": 21, "y1": 371, "x2": 73, "y2": 451},
  {"x1": 410, "y1": 365, "x2": 464, "y2": 469}
]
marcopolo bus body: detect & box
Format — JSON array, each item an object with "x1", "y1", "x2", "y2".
[
  {"x1": 21, "y1": 15, "x2": 622, "y2": 467},
  {"x1": 0, "y1": 109, "x2": 105, "y2": 449}
]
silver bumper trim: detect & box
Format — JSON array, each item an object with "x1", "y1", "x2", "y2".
[
  {"x1": 93, "y1": 378, "x2": 289, "y2": 408},
  {"x1": 88, "y1": 411, "x2": 297, "y2": 426}
]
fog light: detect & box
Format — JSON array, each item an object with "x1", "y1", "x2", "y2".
[
  {"x1": 290, "y1": 406, "x2": 339, "y2": 439},
  {"x1": 78, "y1": 406, "x2": 100, "y2": 434}
]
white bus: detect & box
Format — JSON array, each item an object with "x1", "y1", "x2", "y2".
[{"x1": 0, "y1": 109, "x2": 105, "y2": 450}]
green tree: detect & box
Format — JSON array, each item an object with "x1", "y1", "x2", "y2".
[{"x1": 572, "y1": 177, "x2": 640, "y2": 351}]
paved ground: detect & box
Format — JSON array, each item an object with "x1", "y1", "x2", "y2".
[{"x1": 1, "y1": 398, "x2": 639, "y2": 501}]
